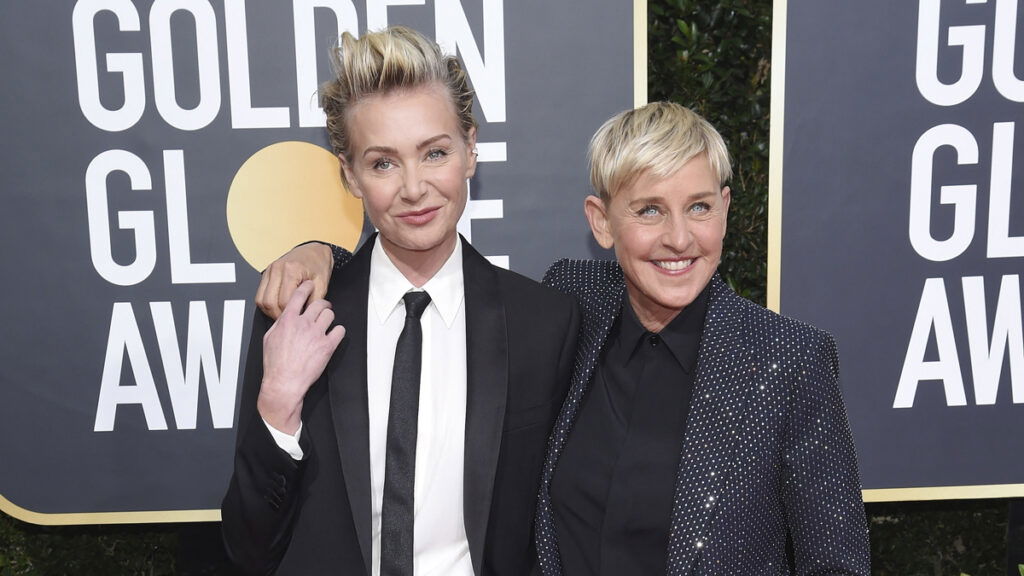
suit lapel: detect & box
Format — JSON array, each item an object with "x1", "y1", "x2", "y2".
[
  {"x1": 666, "y1": 276, "x2": 757, "y2": 576},
  {"x1": 459, "y1": 240, "x2": 508, "y2": 575},
  {"x1": 326, "y1": 236, "x2": 374, "y2": 576}
]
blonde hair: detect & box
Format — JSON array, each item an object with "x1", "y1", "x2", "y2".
[
  {"x1": 588, "y1": 102, "x2": 732, "y2": 203},
  {"x1": 320, "y1": 26, "x2": 477, "y2": 185}
]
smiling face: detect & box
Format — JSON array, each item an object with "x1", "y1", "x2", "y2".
[
  {"x1": 340, "y1": 83, "x2": 477, "y2": 283},
  {"x1": 585, "y1": 153, "x2": 730, "y2": 332}
]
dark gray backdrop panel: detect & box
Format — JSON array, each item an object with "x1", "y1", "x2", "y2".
[{"x1": 780, "y1": 0, "x2": 1023, "y2": 491}]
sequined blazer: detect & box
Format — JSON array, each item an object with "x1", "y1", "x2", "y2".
[{"x1": 534, "y1": 259, "x2": 870, "y2": 576}]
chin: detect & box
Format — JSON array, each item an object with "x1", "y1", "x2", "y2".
[
  {"x1": 396, "y1": 229, "x2": 455, "y2": 253},
  {"x1": 656, "y1": 296, "x2": 696, "y2": 312},
  {"x1": 650, "y1": 285, "x2": 703, "y2": 311}
]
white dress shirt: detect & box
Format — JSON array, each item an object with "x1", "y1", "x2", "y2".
[{"x1": 266, "y1": 237, "x2": 472, "y2": 576}]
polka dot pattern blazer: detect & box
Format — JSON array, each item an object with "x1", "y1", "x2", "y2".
[{"x1": 534, "y1": 259, "x2": 870, "y2": 576}]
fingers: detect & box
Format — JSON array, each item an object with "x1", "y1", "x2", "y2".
[
  {"x1": 326, "y1": 324, "x2": 346, "y2": 349},
  {"x1": 304, "y1": 244, "x2": 334, "y2": 303},
  {"x1": 255, "y1": 243, "x2": 335, "y2": 320},
  {"x1": 277, "y1": 260, "x2": 319, "y2": 317},
  {"x1": 305, "y1": 282, "x2": 320, "y2": 312},
  {"x1": 256, "y1": 265, "x2": 281, "y2": 318},
  {"x1": 285, "y1": 285, "x2": 336, "y2": 336},
  {"x1": 303, "y1": 293, "x2": 331, "y2": 316},
  {"x1": 303, "y1": 278, "x2": 327, "y2": 313},
  {"x1": 284, "y1": 280, "x2": 315, "y2": 317},
  {"x1": 278, "y1": 273, "x2": 298, "y2": 318},
  {"x1": 313, "y1": 305, "x2": 335, "y2": 332},
  {"x1": 259, "y1": 264, "x2": 296, "y2": 320}
]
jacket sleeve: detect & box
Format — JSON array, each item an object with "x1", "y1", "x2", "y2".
[
  {"x1": 221, "y1": 308, "x2": 308, "y2": 576},
  {"x1": 782, "y1": 331, "x2": 871, "y2": 576},
  {"x1": 327, "y1": 243, "x2": 353, "y2": 275}
]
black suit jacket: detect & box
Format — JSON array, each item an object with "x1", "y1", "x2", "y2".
[
  {"x1": 535, "y1": 260, "x2": 870, "y2": 576},
  {"x1": 223, "y1": 236, "x2": 580, "y2": 576}
]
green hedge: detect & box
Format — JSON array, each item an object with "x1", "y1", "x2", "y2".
[
  {"x1": 0, "y1": 2, "x2": 1012, "y2": 574},
  {"x1": 0, "y1": 516, "x2": 175, "y2": 575},
  {"x1": 0, "y1": 500, "x2": 1010, "y2": 575},
  {"x1": 649, "y1": 0, "x2": 771, "y2": 304}
]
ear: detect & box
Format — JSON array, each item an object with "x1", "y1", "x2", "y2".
[
  {"x1": 339, "y1": 154, "x2": 362, "y2": 199},
  {"x1": 719, "y1": 185, "x2": 731, "y2": 236},
  {"x1": 464, "y1": 127, "x2": 478, "y2": 179},
  {"x1": 584, "y1": 195, "x2": 614, "y2": 249}
]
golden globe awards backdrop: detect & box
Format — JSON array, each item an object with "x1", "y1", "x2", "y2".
[
  {"x1": 0, "y1": 0, "x2": 644, "y2": 523},
  {"x1": 771, "y1": 0, "x2": 1024, "y2": 500}
]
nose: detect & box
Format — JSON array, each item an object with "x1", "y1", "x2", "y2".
[
  {"x1": 662, "y1": 214, "x2": 691, "y2": 252},
  {"x1": 399, "y1": 164, "x2": 428, "y2": 203}
]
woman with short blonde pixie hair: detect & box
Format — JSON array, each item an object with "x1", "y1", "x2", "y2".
[
  {"x1": 320, "y1": 26, "x2": 477, "y2": 178},
  {"x1": 588, "y1": 101, "x2": 732, "y2": 204}
]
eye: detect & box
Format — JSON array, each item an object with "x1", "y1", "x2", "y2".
[
  {"x1": 690, "y1": 201, "x2": 711, "y2": 214},
  {"x1": 425, "y1": 147, "x2": 449, "y2": 161},
  {"x1": 372, "y1": 157, "x2": 394, "y2": 170},
  {"x1": 636, "y1": 205, "x2": 661, "y2": 217}
]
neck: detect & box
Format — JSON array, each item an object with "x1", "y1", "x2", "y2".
[
  {"x1": 378, "y1": 234, "x2": 457, "y2": 288},
  {"x1": 632, "y1": 308, "x2": 681, "y2": 334},
  {"x1": 627, "y1": 292, "x2": 682, "y2": 334}
]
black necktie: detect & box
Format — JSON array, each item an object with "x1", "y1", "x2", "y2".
[{"x1": 380, "y1": 291, "x2": 431, "y2": 576}]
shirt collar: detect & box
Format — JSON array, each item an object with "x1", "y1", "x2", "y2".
[
  {"x1": 619, "y1": 282, "x2": 710, "y2": 374},
  {"x1": 369, "y1": 236, "x2": 465, "y2": 328}
]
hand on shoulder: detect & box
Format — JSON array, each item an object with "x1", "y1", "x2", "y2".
[{"x1": 256, "y1": 243, "x2": 335, "y2": 319}]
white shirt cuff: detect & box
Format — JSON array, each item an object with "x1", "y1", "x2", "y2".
[{"x1": 263, "y1": 418, "x2": 304, "y2": 460}]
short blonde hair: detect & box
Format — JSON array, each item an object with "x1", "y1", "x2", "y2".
[
  {"x1": 320, "y1": 26, "x2": 477, "y2": 184},
  {"x1": 589, "y1": 102, "x2": 732, "y2": 203}
]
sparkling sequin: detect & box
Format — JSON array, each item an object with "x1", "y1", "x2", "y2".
[{"x1": 534, "y1": 259, "x2": 870, "y2": 575}]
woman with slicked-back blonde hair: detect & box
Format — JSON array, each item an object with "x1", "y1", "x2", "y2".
[
  {"x1": 222, "y1": 25, "x2": 581, "y2": 576},
  {"x1": 320, "y1": 26, "x2": 477, "y2": 189}
]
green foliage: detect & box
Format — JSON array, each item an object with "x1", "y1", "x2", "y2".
[
  {"x1": 649, "y1": 0, "x2": 772, "y2": 304},
  {"x1": 867, "y1": 500, "x2": 1007, "y2": 575},
  {"x1": 0, "y1": 513, "x2": 175, "y2": 575}
]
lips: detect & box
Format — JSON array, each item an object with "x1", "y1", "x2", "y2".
[
  {"x1": 397, "y1": 206, "x2": 441, "y2": 225},
  {"x1": 653, "y1": 258, "x2": 694, "y2": 272}
]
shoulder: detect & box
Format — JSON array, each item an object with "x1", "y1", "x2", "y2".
[
  {"x1": 712, "y1": 277, "x2": 837, "y2": 359},
  {"x1": 492, "y1": 264, "x2": 578, "y2": 312},
  {"x1": 542, "y1": 258, "x2": 622, "y2": 294},
  {"x1": 766, "y1": 309, "x2": 835, "y2": 357},
  {"x1": 329, "y1": 243, "x2": 353, "y2": 271},
  {"x1": 487, "y1": 265, "x2": 580, "y2": 347},
  {"x1": 756, "y1": 301, "x2": 833, "y2": 347},
  {"x1": 458, "y1": 237, "x2": 575, "y2": 311}
]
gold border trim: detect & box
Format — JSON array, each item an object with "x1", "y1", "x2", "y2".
[
  {"x1": 0, "y1": 494, "x2": 220, "y2": 526},
  {"x1": 863, "y1": 484, "x2": 1024, "y2": 502},
  {"x1": 634, "y1": 0, "x2": 648, "y2": 107},
  {"x1": 766, "y1": 0, "x2": 787, "y2": 313}
]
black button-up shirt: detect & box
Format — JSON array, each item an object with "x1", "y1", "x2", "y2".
[{"x1": 550, "y1": 285, "x2": 709, "y2": 575}]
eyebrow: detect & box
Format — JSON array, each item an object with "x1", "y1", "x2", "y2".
[
  {"x1": 686, "y1": 190, "x2": 719, "y2": 201},
  {"x1": 361, "y1": 134, "x2": 454, "y2": 158},
  {"x1": 627, "y1": 190, "x2": 718, "y2": 205}
]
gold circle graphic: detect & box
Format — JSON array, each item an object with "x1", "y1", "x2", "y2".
[{"x1": 227, "y1": 141, "x2": 364, "y2": 271}]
